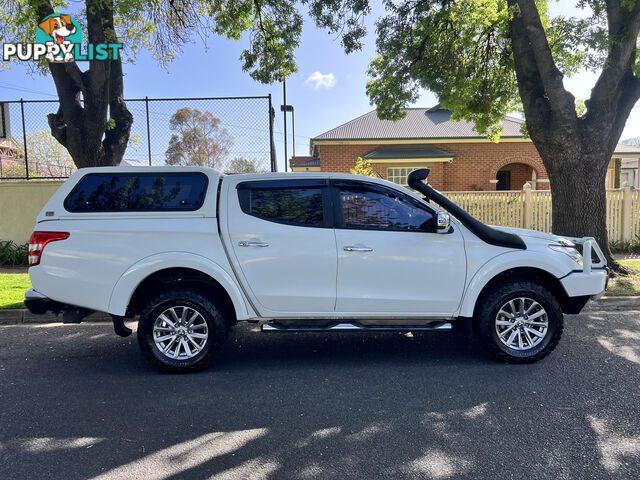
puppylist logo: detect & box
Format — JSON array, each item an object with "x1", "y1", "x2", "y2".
[{"x1": 2, "y1": 13, "x2": 123, "y2": 63}]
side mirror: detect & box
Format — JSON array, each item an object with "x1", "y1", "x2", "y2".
[{"x1": 436, "y1": 211, "x2": 451, "y2": 234}]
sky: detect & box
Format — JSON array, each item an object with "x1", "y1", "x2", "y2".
[{"x1": 1, "y1": 2, "x2": 639, "y2": 172}]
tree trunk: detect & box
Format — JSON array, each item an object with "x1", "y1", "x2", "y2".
[
  {"x1": 32, "y1": 0, "x2": 133, "y2": 168},
  {"x1": 543, "y1": 149, "x2": 613, "y2": 263}
]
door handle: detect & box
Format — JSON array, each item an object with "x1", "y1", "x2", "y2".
[
  {"x1": 343, "y1": 246, "x2": 373, "y2": 252},
  {"x1": 238, "y1": 241, "x2": 269, "y2": 247}
]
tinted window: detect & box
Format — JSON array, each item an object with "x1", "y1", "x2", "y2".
[
  {"x1": 339, "y1": 185, "x2": 434, "y2": 231},
  {"x1": 244, "y1": 187, "x2": 324, "y2": 226},
  {"x1": 65, "y1": 173, "x2": 208, "y2": 212}
]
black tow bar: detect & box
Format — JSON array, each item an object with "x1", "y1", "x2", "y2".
[{"x1": 111, "y1": 315, "x2": 132, "y2": 337}]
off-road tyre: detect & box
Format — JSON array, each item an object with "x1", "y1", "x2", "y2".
[
  {"x1": 137, "y1": 288, "x2": 229, "y2": 373},
  {"x1": 474, "y1": 280, "x2": 564, "y2": 363}
]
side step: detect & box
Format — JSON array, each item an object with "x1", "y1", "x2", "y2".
[{"x1": 261, "y1": 321, "x2": 453, "y2": 332}]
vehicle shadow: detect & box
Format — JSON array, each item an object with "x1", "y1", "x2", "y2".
[{"x1": 216, "y1": 323, "x2": 489, "y2": 368}]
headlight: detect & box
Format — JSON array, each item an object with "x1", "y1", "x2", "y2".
[
  {"x1": 557, "y1": 237, "x2": 576, "y2": 247},
  {"x1": 549, "y1": 244, "x2": 583, "y2": 265}
]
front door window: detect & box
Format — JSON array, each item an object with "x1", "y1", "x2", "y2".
[{"x1": 338, "y1": 185, "x2": 435, "y2": 232}]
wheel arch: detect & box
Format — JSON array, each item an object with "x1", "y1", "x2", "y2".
[
  {"x1": 108, "y1": 252, "x2": 252, "y2": 321},
  {"x1": 459, "y1": 263, "x2": 576, "y2": 318}
]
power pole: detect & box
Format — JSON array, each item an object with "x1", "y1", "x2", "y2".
[
  {"x1": 291, "y1": 106, "x2": 296, "y2": 158},
  {"x1": 282, "y1": 79, "x2": 288, "y2": 172}
]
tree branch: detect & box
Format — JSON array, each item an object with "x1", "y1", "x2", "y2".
[
  {"x1": 85, "y1": 0, "x2": 108, "y2": 96},
  {"x1": 586, "y1": 1, "x2": 640, "y2": 128},
  {"x1": 46, "y1": 107, "x2": 67, "y2": 147},
  {"x1": 514, "y1": 0, "x2": 576, "y2": 119},
  {"x1": 63, "y1": 62, "x2": 87, "y2": 97},
  {"x1": 507, "y1": 0, "x2": 553, "y2": 145},
  {"x1": 253, "y1": 0, "x2": 269, "y2": 43},
  {"x1": 607, "y1": 73, "x2": 640, "y2": 152},
  {"x1": 47, "y1": 62, "x2": 84, "y2": 150},
  {"x1": 102, "y1": 57, "x2": 133, "y2": 164},
  {"x1": 28, "y1": 0, "x2": 53, "y2": 24},
  {"x1": 605, "y1": 0, "x2": 623, "y2": 35}
]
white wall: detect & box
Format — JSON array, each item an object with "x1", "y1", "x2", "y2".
[{"x1": 0, "y1": 180, "x2": 64, "y2": 243}]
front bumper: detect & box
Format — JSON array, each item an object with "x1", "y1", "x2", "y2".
[
  {"x1": 559, "y1": 236, "x2": 609, "y2": 300},
  {"x1": 560, "y1": 268, "x2": 608, "y2": 298}
]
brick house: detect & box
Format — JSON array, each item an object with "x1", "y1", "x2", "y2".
[
  {"x1": 0, "y1": 138, "x2": 22, "y2": 177},
  {"x1": 290, "y1": 155, "x2": 321, "y2": 172},
  {"x1": 293, "y1": 106, "x2": 639, "y2": 191}
]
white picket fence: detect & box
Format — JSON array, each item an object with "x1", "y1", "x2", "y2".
[{"x1": 442, "y1": 184, "x2": 640, "y2": 242}]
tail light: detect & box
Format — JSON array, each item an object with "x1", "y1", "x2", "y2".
[{"x1": 29, "y1": 231, "x2": 70, "y2": 266}]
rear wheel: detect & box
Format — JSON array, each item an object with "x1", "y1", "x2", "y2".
[
  {"x1": 474, "y1": 280, "x2": 563, "y2": 363},
  {"x1": 137, "y1": 288, "x2": 228, "y2": 373}
]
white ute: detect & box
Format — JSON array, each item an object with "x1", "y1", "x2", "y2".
[{"x1": 25, "y1": 166, "x2": 608, "y2": 372}]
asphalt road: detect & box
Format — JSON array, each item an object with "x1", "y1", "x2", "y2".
[{"x1": 1, "y1": 309, "x2": 639, "y2": 480}]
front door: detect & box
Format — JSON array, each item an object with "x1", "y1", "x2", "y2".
[
  {"x1": 226, "y1": 179, "x2": 337, "y2": 316},
  {"x1": 333, "y1": 180, "x2": 466, "y2": 316},
  {"x1": 496, "y1": 170, "x2": 511, "y2": 190}
]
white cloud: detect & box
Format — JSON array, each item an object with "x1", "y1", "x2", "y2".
[{"x1": 305, "y1": 72, "x2": 336, "y2": 89}]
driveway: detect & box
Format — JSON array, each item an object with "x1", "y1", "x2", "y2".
[{"x1": 0, "y1": 308, "x2": 639, "y2": 479}]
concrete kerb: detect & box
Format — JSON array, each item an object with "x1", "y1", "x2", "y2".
[
  {"x1": 584, "y1": 296, "x2": 640, "y2": 312},
  {"x1": 0, "y1": 310, "x2": 113, "y2": 325}
]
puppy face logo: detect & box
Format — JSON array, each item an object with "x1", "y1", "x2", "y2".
[
  {"x1": 35, "y1": 13, "x2": 82, "y2": 62},
  {"x1": 38, "y1": 15, "x2": 76, "y2": 45}
]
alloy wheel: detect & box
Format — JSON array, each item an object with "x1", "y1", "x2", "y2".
[
  {"x1": 494, "y1": 297, "x2": 548, "y2": 351},
  {"x1": 153, "y1": 306, "x2": 209, "y2": 360}
]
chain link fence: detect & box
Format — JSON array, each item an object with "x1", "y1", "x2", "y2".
[{"x1": 0, "y1": 96, "x2": 276, "y2": 180}]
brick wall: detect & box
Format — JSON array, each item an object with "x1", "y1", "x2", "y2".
[{"x1": 315, "y1": 141, "x2": 549, "y2": 191}]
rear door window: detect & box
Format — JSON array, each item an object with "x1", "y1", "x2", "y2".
[
  {"x1": 237, "y1": 180, "x2": 328, "y2": 227},
  {"x1": 64, "y1": 172, "x2": 208, "y2": 212}
]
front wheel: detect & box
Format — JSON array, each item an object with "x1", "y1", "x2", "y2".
[
  {"x1": 137, "y1": 288, "x2": 229, "y2": 373},
  {"x1": 474, "y1": 280, "x2": 564, "y2": 363}
]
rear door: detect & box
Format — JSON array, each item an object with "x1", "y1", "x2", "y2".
[
  {"x1": 225, "y1": 179, "x2": 337, "y2": 316},
  {"x1": 332, "y1": 180, "x2": 466, "y2": 316}
]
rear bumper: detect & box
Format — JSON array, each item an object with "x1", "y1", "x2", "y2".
[
  {"x1": 24, "y1": 289, "x2": 90, "y2": 321},
  {"x1": 24, "y1": 289, "x2": 61, "y2": 315},
  {"x1": 24, "y1": 289, "x2": 131, "y2": 336}
]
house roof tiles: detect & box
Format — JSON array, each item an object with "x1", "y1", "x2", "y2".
[
  {"x1": 362, "y1": 146, "x2": 455, "y2": 160},
  {"x1": 312, "y1": 107, "x2": 526, "y2": 141},
  {"x1": 614, "y1": 144, "x2": 640, "y2": 155},
  {"x1": 290, "y1": 157, "x2": 321, "y2": 167}
]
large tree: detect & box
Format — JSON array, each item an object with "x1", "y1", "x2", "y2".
[
  {"x1": 206, "y1": 0, "x2": 640, "y2": 267},
  {"x1": 165, "y1": 107, "x2": 233, "y2": 168},
  {"x1": 229, "y1": 157, "x2": 266, "y2": 173},
  {"x1": 361, "y1": 0, "x2": 640, "y2": 268},
  {"x1": 25, "y1": 128, "x2": 75, "y2": 176},
  {"x1": 0, "y1": 0, "x2": 204, "y2": 168}
]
